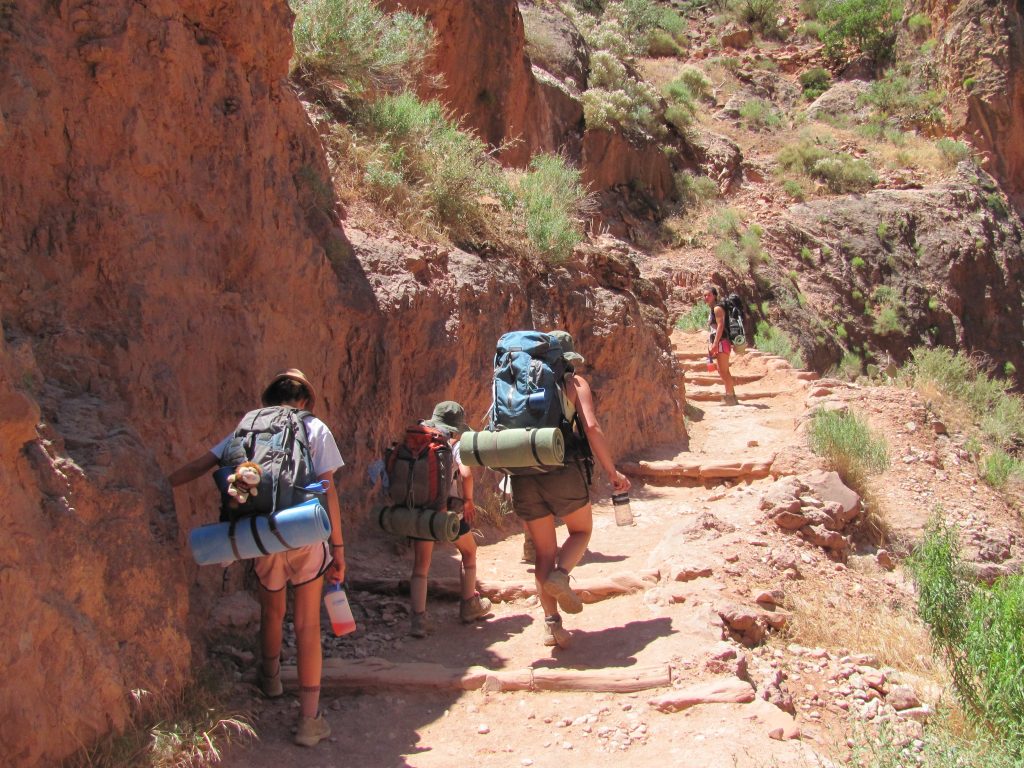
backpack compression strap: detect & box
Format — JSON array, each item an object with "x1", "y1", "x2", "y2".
[{"x1": 226, "y1": 514, "x2": 293, "y2": 561}]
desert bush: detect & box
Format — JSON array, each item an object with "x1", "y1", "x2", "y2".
[
  {"x1": 518, "y1": 154, "x2": 590, "y2": 262},
  {"x1": 809, "y1": 408, "x2": 889, "y2": 484},
  {"x1": 731, "y1": 0, "x2": 784, "y2": 38},
  {"x1": 675, "y1": 302, "x2": 711, "y2": 331},
  {"x1": 860, "y1": 69, "x2": 945, "y2": 131},
  {"x1": 936, "y1": 137, "x2": 973, "y2": 168},
  {"x1": 836, "y1": 350, "x2": 862, "y2": 379},
  {"x1": 754, "y1": 321, "x2": 805, "y2": 367},
  {"x1": 675, "y1": 171, "x2": 719, "y2": 206},
  {"x1": 291, "y1": 0, "x2": 433, "y2": 94},
  {"x1": 796, "y1": 19, "x2": 826, "y2": 40},
  {"x1": 817, "y1": 0, "x2": 903, "y2": 69},
  {"x1": 358, "y1": 93, "x2": 512, "y2": 245},
  {"x1": 869, "y1": 284, "x2": 906, "y2": 336},
  {"x1": 902, "y1": 347, "x2": 1024, "y2": 452},
  {"x1": 781, "y1": 178, "x2": 807, "y2": 200},
  {"x1": 907, "y1": 11, "x2": 931, "y2": 38},
  {"x1": 811, "y1": 154, "x2": 878, "y2": 193},
  {"x1": 908, "y1": 517, "x2": 1024, "y2": 752},
  {"x1": 981, "y1": 450, "x2": 1024, "y2": 489},
  {"x1": 663, "y1": 78, "x2": 699, "y2": 129},
  {"x1": 739, "y1": 98, "x2": 784, "y2": 131},
  {"x1": 799, "y1": 67, "x2": 831, "y2": 100},
  {"x1": 857, "y1": 116, "x2": 907, "y2": 145},
  {"x1": 676, "y1": 67, "x2": 714, "y2": 101},
  {"x1": 580, "y1": 50, "x2": 664, "y2": 136}
]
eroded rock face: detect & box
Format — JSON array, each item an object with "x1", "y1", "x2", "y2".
[
  {"x1": 1, "y1": 2, "x2": 684, "y2": 763},
  {"x1": 774, "y1": 166, "x2": 1024, "y2": 374},
  {"x1": 917, "y1": 0, "x2": 1024, "y2": 204}
]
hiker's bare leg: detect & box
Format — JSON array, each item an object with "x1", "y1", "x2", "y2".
[
  {"x1": 410, "y1": 540, "x2": 433, "y2": 614},
  {"x1": 525, "y1": 514, "x2": 559, "y2": 617},
  {"x1": 555, "y1": 503, "x2": 593, "y2": 574},
  {"x1": 259, "y1": 584, "x2": 286, "y2": 677},
  {"x1": 293, "y1": 576, "x2": 324, "y2": 719},
  {"x1": 455, "y1": 532, "x2": 478, "y2": 600},
  {"x1": 717, "y1": 350, "x2": 736, "y2": 397}
]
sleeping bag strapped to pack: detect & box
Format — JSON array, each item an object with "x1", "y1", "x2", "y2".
[
  {"x1": 384, "y1": 423, "x2": 456, "y2": 513},
  {"x1": 709, "y1": 294, "x2": 747, "y2": 349},
  {"x1": 485, "y1": 330, "x2": 592, "y2": 477}
]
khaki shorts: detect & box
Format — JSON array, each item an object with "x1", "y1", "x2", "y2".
[
  {"x1": 510, "y1": 462, "x2": 590, "y2": 522},
  {"x1": 253, "y1": 541, "x2": 330, "y2": 592}
]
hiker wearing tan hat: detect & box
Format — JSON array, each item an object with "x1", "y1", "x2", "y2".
[
  {"x1": 408, "y1": 400, "x2": 493, "y2": 637},
  {"x1": 169, "y1": 367, "x2": 345, "y2": 747}
]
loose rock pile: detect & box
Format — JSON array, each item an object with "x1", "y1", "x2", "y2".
[{"x1": 758, "y1": 474, "x2": 862, "y2": 561}]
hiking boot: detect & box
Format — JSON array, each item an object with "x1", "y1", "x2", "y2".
[
  {"x1": 294, "y1": 713, "x2": 331, "y2": 747},
  {"x1": 543, "y1": 568, "x2": 582, "y2": 614},
  {"x1": 259, "y1": 659, "x2": 283, "y2": 699},
  {"x1": 521, "y1": 536, "x2": 536, "y2": 564},
  {"x1": 723, "y1": 394, "x2": 739, "y2": 406},
  {"x1": 410, "y1": 611, "x2": 432, "y2": 638},
  {"x1": 542, "y1": 615, "x2": 572, "y2": 648},
  {"x1": 460, "y1": 594, "x2": 493, "y2": 623}
]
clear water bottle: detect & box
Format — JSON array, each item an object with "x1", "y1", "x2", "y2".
[
  {"x1": 324, "y1": 583, "x2": 357, "y2": 636},
  {"x1": 612, "y1": 492, "x2": 634, "y2": 527}
]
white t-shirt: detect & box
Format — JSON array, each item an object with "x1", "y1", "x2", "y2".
[{"x1": 211, "y1": 414, "x2": 344, "y2": 477}]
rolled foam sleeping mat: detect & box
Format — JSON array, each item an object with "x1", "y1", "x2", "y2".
[
  {"x1": 459, "y1": 427, "x2": 565, "y2": 469},
  {"x1": 377, "y1": 505, "x2": 461, "y2": 542},
  {"x1": 189, "y1": 498, "x2": 331, "y2": 566}
]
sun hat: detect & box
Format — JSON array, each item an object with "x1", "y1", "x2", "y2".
[
  {"x1": 424, "y1": 401, "x2": 470, "y2": 435},
  {"x1": 549, "y1": 330, "x2": 585, "y2": 366},
  {"x1": 261, "y1": 368, "x2": 317, "y2": 409}
]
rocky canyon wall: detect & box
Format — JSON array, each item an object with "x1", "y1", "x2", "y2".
[{"x1": 0, "y1": 1, "x2": 683, "y2": 764}]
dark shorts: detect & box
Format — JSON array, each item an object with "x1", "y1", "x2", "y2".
[{"x1": 510, "y1": 462, "x2": 590, "y2": 522}]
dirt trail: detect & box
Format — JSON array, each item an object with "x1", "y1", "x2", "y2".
[{"x1": 219, "y1": 331, "x2": 836, "y2": 768}]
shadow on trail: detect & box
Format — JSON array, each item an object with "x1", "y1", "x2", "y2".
[
  {"x1": 578, "y1": 549, "x2": 628, "y2": 565},
  {"x1": 532, "y1": 617, "x2": 674, "y2": 669}
]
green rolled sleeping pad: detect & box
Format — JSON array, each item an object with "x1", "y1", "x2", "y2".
[
  {"x1": 377, "y1": 505, "x2": 461, "y2": 542},
  {"x1": 460, "y1": 427, "x2": 565, "y2": 469}
]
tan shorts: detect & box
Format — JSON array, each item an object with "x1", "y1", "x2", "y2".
[
  {"x1": 510, "y1": 462, "x2": 590, "y2": 522},
  {"x1": 253, "y1": 541, "x2": 330, "y2": 592}
]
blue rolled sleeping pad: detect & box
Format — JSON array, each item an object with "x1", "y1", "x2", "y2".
[{"x1": 189, "y1": 481, "x2": 333, "y2": 566}]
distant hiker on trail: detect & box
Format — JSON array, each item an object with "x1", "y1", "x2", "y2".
[
  {"x1": 169, "y1": 369, "x2": 345, "y2": 748},
  {"x1": 705, "y1": 286, "x2": 738, "y2": 405},
  {"x1": 509, "y1": 330, "x2": 631, "y2": 649},
  {"x1": 405, "y1": 401, "x2": 493, "y2": 638}
]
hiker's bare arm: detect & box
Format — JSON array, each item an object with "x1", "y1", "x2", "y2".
[
  {"x1": 710, "y1": 305, "x2": 726, "y2": 355},
  {"x1": 168, "y1": 451, "x2": 219, "y2": 487},
  {"x1": 323, "y1": 470, "x2": 346, "y2": 584},
  {"x1": 570, "y1": 375, "x2": 631, "y2": 493},
  {"x1": 459, "y1": 462, "x2": 476, "y2": 526}
]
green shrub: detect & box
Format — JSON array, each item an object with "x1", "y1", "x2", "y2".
[
  {"x1": 860, "y1": 69, "x2": 945, "y2": 130},
  {"x1": 835, "y1": 323, "x2": 848, "y2": 339},
  {"x1": 754, "y1": 321, "x2": 805, "y2": 367},
  {"x1": 936, "y1": 138, "x2": 973, "y2": 167},
  {"x1": 675, "y1": 302, "x2": 710, "y2": 331},
  {"x1": 1005, "y1": 362, "x2": 1017, "y2": 377},
  {"x1": 817, "y1": 0, "x2": 903, "y2": 69},
  {"x1": 799, "y1": 67, "x2": 832, "y2": 100},
  {"x1": 837, "y1": 350, "x2": 862, "y2": 378},
  {"x1": 986, "y1": 192, "x2": 1010, "y2": 218},
  {"x1": 981, "y1": 450, "x2": 1024, "y2": 489},
  {"x1": 782, "y1": 178, "x2": 807, "y2": 201},
  {"x1": 902, "y1": 347, "x2": 1024, "y2": 450},
  {"x1": 732, "y1": 0, "x2": 784, "y2": 38},
  {"x1": 909, "y1": 517, "x2": 1024, "y2": 751},
  {"x1": 809, "y1": 408, "x2": 890, "y2": 482},
  {"x1": 927, "y1": 296, "x2": 940, "y2": 311},
  {"x1": 291, "y1": 0, "x2": 433, "y2": 94},
  {"x1": 664, "y1": 78, "x2": 699, "y2": 128},
  {"x1": 857, "y1": 116, "x2": 907, "y2": 145},
  {"x1": 907, "y1": 11, "x2": 931, "y2": 37},
  {"x1": 518, "y1": 154, "x2": 589, "y2": 262},
  {"x1": 739, "y1": 98, "x2": 784, "y2": 131},
  {"x1": 581, "y1": 50, "x2": 663, "y2": 136},
  {"x1": 796, "y1": 20, "x2": 826, "y2": 40},
  {"x1": 810, "y1": 154, "x2": 878, "y2": 193},
  {"x1": 708, "y1": 206, "x2": 744, "y2": 239},
  {"x1": 647, "y1": 28, "x2": 684, "y2": 56},
  {"x1": 676, "y1": 171, "x2": 719, "y2": 206},
  {"x1": 358, "y1": 93, "x2": 512, "y2": 245},
  {"x1": 799, "y1": 0, "x2": 821, "y2": 17},
  {"x1": 850, "y1": 256, "x2": 866, "y2": 269},
  {"x1": 677, "y1": 67, "x2": 714, "y2": 101}
]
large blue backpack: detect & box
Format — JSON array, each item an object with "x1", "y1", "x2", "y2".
[
  {"x1": 490, "y1": 331, "x2": 568, "y2": 429},
  {"x1": 487, "y1": 331, "x2": 592, "y2": 478}
]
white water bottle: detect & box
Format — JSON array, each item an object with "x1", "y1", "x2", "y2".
[
  {"x1": 324, "y1": 583, "x2": 356, "y2": 636},
  {"x1": 612, "y1": 492, "x2": 634, "y2": 527}
]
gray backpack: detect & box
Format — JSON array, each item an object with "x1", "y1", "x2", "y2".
[{"x1": 218, "y1": 406, "x2": 317, "y2": 521}]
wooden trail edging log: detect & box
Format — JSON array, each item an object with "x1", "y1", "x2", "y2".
[
  {"x1": 621, "y1": 457, "x2": 774, "y2": 481},
  {"x1": 281, "y1": 657, "x2": 672, "y2": 693},
  {"x1": 348, "y1": 570, "x2": 660, "y2": 604}
]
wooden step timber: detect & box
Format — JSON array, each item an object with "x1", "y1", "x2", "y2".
[
  {"x1": 282, "y1": 657, "x2": 672, "y2": 694},
  {"x1": 686, "y1": 373, "x2": 765, "y2": 386},
  {"x1": 622, "y1": 455, "x2": 775, "y2": 481},
  {"x1": 686, "y1": 389, "x2": 787, "y2": 402},
  {"x1": 348, "y1": 569, "x2": 661, "y2": 604}
]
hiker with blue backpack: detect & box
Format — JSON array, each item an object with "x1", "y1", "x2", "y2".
[
  {"x1": 169, "y1": 369, "x2": 345, "y2": 747},
  {"x1": 705, "y1": 286, "x2": 740, "y2": 406},
  {"x1": 461, "y1": 330, "x2": 630, "y2": 649}
]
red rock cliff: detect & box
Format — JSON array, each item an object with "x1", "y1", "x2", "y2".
[{"x1": 0, "y1": 1, "x2": 683, "y2": 763}]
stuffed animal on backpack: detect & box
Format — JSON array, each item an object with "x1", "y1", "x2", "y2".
[{"x1": 226, "y1": 461, "x2": 262, "y2": 505}]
